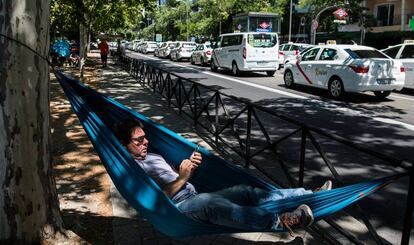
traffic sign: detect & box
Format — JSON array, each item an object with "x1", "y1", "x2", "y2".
[
  {"x1": 259, "y1": 22, "x2": 270, "y2": 29},
  {"x1": 156, "y1": 34, "x2": 162, "y2": 42},
  {"x1": 409, "y1": 16, "x2": 414, "y2": 31},
  {"x1": 333, "y1": 8, "x2": 348, "y2": 20}
]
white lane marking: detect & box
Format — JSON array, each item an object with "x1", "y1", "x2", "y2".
[
  {"x1": 132, "y1": 53, "x2": 414, "y2": 131},
  {"x1": 200, "y1": 70, "x2": 306, "y2": 99},
  {"x1": 373, "y1": 117, "x2": 414, "y2": 131},
  {"x1": 390, "y1": 94, "x2": 414, "y2": 102}
]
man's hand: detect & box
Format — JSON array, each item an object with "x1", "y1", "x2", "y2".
[
  {"x1": 190, "y1": 151, "x2": 202, "y2": 166},
  {"x1": 178, "y1": 159, "x2": 198, "y2": 181},
  {"x1": 164, "y1": 159, "x2": 197, "y2": 198}
]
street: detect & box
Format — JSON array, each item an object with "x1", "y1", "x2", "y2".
[{"x1": 127, "y1": 50, "x2": 414, "y2": 162}]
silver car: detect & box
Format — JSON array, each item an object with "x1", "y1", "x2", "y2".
[
  {"x1": 158, "y1": 42, "x2": 176, "y2": 58},
  {"x1": 153, "y1": 42, "x2": 164, "y2": 57},
  {"x1": 142, "y1": 41, "x2": 158, "y2": 54},
  {"x1": 190, "y1": 43, "x2": 213, "y2": 66},
  {"x1": 170, "y1": 42, "x2": 197, "y2": 61}
]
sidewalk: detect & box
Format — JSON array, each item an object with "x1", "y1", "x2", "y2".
[{"x1": 51, "y1": 51, "x2": 338, "y2": 244}]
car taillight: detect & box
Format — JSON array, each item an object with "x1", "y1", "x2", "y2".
[
  {"x1": 400, "y1": 66, "x2": 405, "y2": 72},
  {"x1": 243, "y1": 48, "x2": 246, "y2": 59},
  {"x1": 278, "y1": 51, "x2": 284, "y2": 58},
  {"x1": 205, "y1": 50, "x2": 211, "y2": 55},
  {"x1": 349, "y1": 65, "x2": 369, "y2": 73}
]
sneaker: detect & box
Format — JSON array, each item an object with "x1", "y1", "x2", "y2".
[
  {"x1": 314, "y1": 180, "x2": 332, "y2": 193},
  {"x1": 280, "y1": 204, "x2": 314, "y2": 236}
]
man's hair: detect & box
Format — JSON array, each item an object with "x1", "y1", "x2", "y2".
[{"x1": 113, "y1": 119, "x2": 143, "y2": 145}]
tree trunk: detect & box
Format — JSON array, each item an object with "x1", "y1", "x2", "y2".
[
  {"x1": 79, "y1": 23, "x2": 88, "y2": 78},
  {"x1": 0, "y1": 0, "x2": 63, "y2": 243}
]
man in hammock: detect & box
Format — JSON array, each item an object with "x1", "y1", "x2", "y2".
[{"x1": 114, "y1": 119, "x2": 332, "y2": 235}]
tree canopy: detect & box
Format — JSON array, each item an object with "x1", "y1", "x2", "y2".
[
  {"x1": 50, "y1": 0, "x2": 155, "y2": 41},
  {"x1": 50, "y1": 0, "x2": 373, "y2": 42}
]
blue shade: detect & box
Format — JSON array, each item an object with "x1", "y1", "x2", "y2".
[
  {"x1": 52, "y1": 39, "x2": 70, "y2": 58},
  {"x1": 56, "y1": 71, "x2": 405, "y2": 238}
]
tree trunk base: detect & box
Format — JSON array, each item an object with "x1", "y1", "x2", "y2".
[{"x1": 41, "y1": 225, "x2": 88, "y2": 245}]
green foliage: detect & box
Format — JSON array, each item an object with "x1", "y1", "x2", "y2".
[
  {"x1": 50, "y1": 0, "x2": 156, "y2": 40},
  {"x1": 298, "y1": 0, "x2": 370, "y2": 33},
  {"x1": 138, "y1": 0, "x2": 288, "y2": 41}
]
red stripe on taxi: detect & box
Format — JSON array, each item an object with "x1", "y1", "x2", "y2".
[{"x1": 296, "y1": 61, "x2": 313, "y2": 84}]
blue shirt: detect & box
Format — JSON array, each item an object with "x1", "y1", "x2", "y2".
[{"x1": 135, "y1": 153, "x2": 197, "y2": 203}]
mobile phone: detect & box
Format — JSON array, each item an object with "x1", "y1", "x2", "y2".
[{"x1": 194, "y1": 143, "x2": 200, "y2": 153}]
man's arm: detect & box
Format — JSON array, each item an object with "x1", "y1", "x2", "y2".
[{"x1": 163, "y1": 159, "x2": 198, "y2": 198}]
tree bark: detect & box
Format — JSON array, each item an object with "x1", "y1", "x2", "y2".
[
  {"x1": 0, "y1": 0, "x2": 63, "y2": 243},
  {"x1": 79, "y1": 23, "x2": 88, "y2": 78}
]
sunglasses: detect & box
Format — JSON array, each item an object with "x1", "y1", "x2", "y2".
[{"x1": 131, "y1": 135, "x2": 146, "y2": 145}]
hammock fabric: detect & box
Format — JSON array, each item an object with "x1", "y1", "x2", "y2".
[{"x1": 56, "y1": 71, "x2": 402, "y2": 238}]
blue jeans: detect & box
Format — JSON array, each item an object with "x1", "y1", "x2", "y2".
[{"x1": 176, "y1": 184, "x2": 312, "y2": 231}]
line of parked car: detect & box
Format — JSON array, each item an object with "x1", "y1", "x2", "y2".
[{"x1": 122, "y1": 36, "x2": 414, "y2": 99}]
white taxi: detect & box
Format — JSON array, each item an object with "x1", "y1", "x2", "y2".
[
  {"x1": 191, "y1": 43, "x2": 213, "y2": 66},
  {"x1": 170, "y1": 41, "x2": 197, "y2": 61},
  {"x1": 381, "y1": 40, "x2": 414, "y2": 90},
  {"x1": 283, "y1": 44, "x2": 405, "y2": 99}
]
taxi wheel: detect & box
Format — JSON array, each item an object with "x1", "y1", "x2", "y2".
[
  {"x1": 266, "y1": 71, "x2": 276, "y2": 77},
  {"x1": 374, "y1": 91, "x2": 391, "y2": 99},
  {"x1": 210, "y1": 59, "x2": 218, "y2": 72},
  {"x1": 200, "y1": 57, "x2": 205, "y2": 66},
  {"x1": 191, "y1": 57, "x2": 195, "y2": 65},
  {"x1": 328, "y1": 78, "x2": 344, "y2": 99},
  {"x1": 232, "y1": 61, "x2": 240, "y2": 76},
  {"x1": 284, "y1": 70, "x2": 295, "y2": 88}
]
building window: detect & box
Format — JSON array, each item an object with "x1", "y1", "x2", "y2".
[{"x1": 376, "y1": 4, "x2": 394, "y2": 26}]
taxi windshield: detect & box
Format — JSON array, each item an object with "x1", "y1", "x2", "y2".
[
  {"x1": 248, "y1": 33, "x2": 277, "y2": 48},
  {"x1": 345, "y1": 49, "x2": 388, "y2": 59}
]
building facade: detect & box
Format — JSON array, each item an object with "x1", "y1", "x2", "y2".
[{"x1": 366, "y1": 0, "x2": 414, "y2": 33}]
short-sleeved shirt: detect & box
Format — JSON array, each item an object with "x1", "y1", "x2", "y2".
[
  {"x1": 98, "y1": 41, "x2": 109, "y2": 55},
  {"x1": 135, "y1": 153, "x2": 197, "y2": 203}
]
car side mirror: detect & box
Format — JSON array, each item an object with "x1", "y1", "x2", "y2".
[{"x1": 297, "y1": 55, "x2": 302, "y2": 61}]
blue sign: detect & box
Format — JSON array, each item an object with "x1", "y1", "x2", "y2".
[{"x1": 256, "y1": 28, "x2": 272, "y2": 32}]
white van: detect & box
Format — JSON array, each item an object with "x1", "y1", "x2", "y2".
[{"x1": 210, "y1": 32, "x2": 279, "y2": 76}]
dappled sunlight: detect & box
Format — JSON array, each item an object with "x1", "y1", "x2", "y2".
[{"x1": 50, "y1": 54, "x2": 113, "y2": 243}]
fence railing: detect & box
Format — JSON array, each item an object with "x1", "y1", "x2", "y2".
[{"x1": 119, "y1": 55, "x2": 413, "y2": 245}]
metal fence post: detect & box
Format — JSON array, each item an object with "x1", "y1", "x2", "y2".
[
  {"x1": 193, "y1": 84, "x2": 197, "y2": 126},
  {"x1": 215, "y1": 92, "x2": 219, "y2": 145},
  {"x1": 401, "y1": 167, "x2": 414, "y2": 245},
  {"x1": 245, "y1": 106, "x2": 252, "y2": 167},
  {"x1": 299, "y1": 128, "x2": 307, "y2": 187}
]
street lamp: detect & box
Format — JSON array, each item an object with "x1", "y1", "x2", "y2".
[
  {"x1": 140, "y1": 21, "x2": 148, "y2": 28},
  {"x1": 177, "y1": 0, "x2": 189, "y2": 41},
  {"x1": 288, "y1": 0, "x2": 293, "y2": 42}
]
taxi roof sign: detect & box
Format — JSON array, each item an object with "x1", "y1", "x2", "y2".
[
  {"x1": 404, "y1": 40, "x2": 414, "y2": 44},
  {"x1": 326, "y1": 40, "x2": 337, "y2": 45}
]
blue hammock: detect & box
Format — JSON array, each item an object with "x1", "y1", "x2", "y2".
[{"x1": 56, "y1": 71, "x2": 403, "y2": 238}]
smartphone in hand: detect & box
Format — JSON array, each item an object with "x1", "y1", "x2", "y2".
[
  {"x1": 190, "y1": 143, "x2": 202, "y2": 166},
  {"x1": 194, "y1": 143, "x2": 200, "y2": 153}
]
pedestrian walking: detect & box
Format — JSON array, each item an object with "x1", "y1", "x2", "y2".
[{"x1": 98, "y1": 38, "x2": 109, "y2": 67}]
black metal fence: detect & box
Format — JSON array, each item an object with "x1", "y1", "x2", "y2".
[{"x1": 119, "y1": 55, "x2": 413, "y2": 245}]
